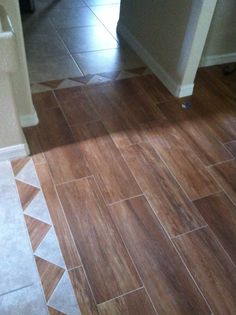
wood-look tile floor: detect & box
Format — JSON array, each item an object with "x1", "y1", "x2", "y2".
[{"x1": 22, "y1": 65, "x2": 236, "y2": 315}]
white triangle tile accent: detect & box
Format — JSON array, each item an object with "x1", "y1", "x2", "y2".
[
  {"x1": 48, "y1": 271, "x2": 81, "y2": 315},
  {"x1": 87, "y1": 75, "x2": 111, "y2": 85},
  {"x1": 24, "y1": 191, "x2": 52, "y2": 225},
  {"x1": 15, "y1": 159, "x2": 40, "y2": 188},
  {"x1": 35, "y1": 228, "x2": 65, "y2": 269},
  {"x1": 31, "y1": 84, "x2": 52, "y2": 94},
  {"x1": 116, "y1": 71, "x2": 137, "y2": 80},
  {"x1": 56, "y1": 79, "x2": 84, "y2": 90}
]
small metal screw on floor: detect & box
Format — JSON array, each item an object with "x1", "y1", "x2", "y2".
[{"x1": 181, "y1": 102, "x2": 192, "y2": 109}]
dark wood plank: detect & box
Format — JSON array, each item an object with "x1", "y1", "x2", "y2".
[
  {"x1": 225, "y1": 141, "x2": 236, "y2": 158},
  {"x1": 24, "y1": 126, "x2": 45, "y2": 164},
  {"x1": 193, "y1": 77, "x2": 236, "y2": 143},
  {"x1": 98, "y1": 289, "x2": 156, "y2": 315},
  {"x1": 174, "y1": 227, "x2": 236, "y2": 315},
  {"x1": 55, "y1": 87, "x2": 99, "y2": 126},
  {"x1": 37, "y1": 107, "x2": 90, "y2": 184},
  {"x1": 158, "y1": 100, "x2": 233, "y2": 165},
  {"x1": 72, "y1": 121, "x2": 141, "y2": 204},
  {"x1": 69, "y1": 267, "x2": 99, "y2": 315},
  {"x1": 57, "y1": 177, "x2": 142, "y2": 303},
  {"x1": 209, "y1": 160, "x2": 236, "y2": 204},
  {"x1": 143, "y1": 113, "x2": 219, "y2": 200},
  {"x1": 35, "y1": 163, "x2": 82, "y2": 269},
  {"x1": 35, "y1": 256, "x2": 64, "y2": 301},
  {"x1": 194, "y1": 192, "x2": 236, "y2": 265},
  {"x1": 123, "y1": 143, "x2": 206, "y2": 237},
  {"x1": 32, "y1": 91, "x2": 59, "y2": 113},
  {"x1": 110, "y1": 196, "x2": 211, "y2": 315}
]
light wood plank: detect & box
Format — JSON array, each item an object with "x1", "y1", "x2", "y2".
[
  {"x1": 174, "y1": 227, "x2": 236, "y2": 315},
  {"x1": 123, "y1": 143, "x2": 206, "y2": 237},
  {"x1": 143, "y1": 113, "x2": 219, "y2": 200},
  {"x1": 110, "y1": 196, "x2": 211, "y2": 315},
  {"x1": 72, "y1": 121, "x2": 141, "y2": 204},
  {"x1": 57, "y1": 177, "x2": 142, "y2": 303}
]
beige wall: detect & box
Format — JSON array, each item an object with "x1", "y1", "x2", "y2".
[
  {"x1": 118, "y1": 0, "x2": 216, "y2": 96},
  {"x1": 201, "y1": 0, "x2": 236, "y2": 65}
]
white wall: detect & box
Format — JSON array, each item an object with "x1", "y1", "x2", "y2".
[
  {"x1": 201, "y1": 0, "x2": 236, "y2": 66},
  {"x1": 0, "y1": 0, "x2": 34, "y2": 160},
  {"x1": 118, "y1": 0, "x2": 216, "y2": 97},
  {"x1": 0, "y1": 0, "x2": 38, "y2": 126}
]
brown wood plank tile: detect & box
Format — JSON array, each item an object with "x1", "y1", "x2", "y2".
[
  {"x1": 110, "y1": 196, "x2": 211, "y2": 315},
  {"x1": 37, "y1": 107, "x2": 90, "y2": 184},
  {"x1": 55, "y1": 87, "x2": 99, "y2": 126},
  {"x1": 35, "y1": 256, "x2": 64, "y2": 301},
  {"x1": 225, "y1": 141, "x2": 236, "y2": 158},
  {"x1": 35, "y1": 163, "x2": 82, "y2": 269},
  {"x1": 57, "y1": 177, "x2": 142, "y2": 303},
  {"x1": 143, "y1": 114, "x2": 219, "y2": 200},
  {"x1": 16, "y1": 179, "x2": 40, "y2": 210},
  {"x1": 130, "y1": 75, "x2": 173, "y2": 103},
  {"x1": 194, "y1": 192, "x2": 236, "y2": 265},
  {"x1": 193, "y1": 78, "x2": 236, "y2": 143},
  {"x1": 69, "y1": 267, "x2": 99, "y2": 315},
  {"x1": 23, "y1": 127, "x2": 45, "y2": 164},
  {"x1": 209, "y1": 160, "x2": 236, "y2": 204},
  {"x1": 97, "y1": 289, "x2": 156, "y2": 315},
  {"x1": 174, "y1": 227, "x2": 236, "y2": 315},
  {"x1": 48, "y1": 306, "x2": 65, "y2": 315},
  {"x1": 25, "y1": 215, "x2": 51, "y2": 251},
  {"x1": 102, "y1": 114, "x2": 146, "y2": 149},
  {"x1": 123, "y1": 143, "x2": 206, "y2": 237},
  {"x1": 158, "y1": 100, "x2": 233, "y2": 165},
  {"x1": 32, "y1": 91, "x2": 59, "y2": 112},
  {"x1": 72, "y1": 121, "x2": 141, "y2": 204}
]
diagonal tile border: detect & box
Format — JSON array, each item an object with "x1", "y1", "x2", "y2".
[
  {"x1": 11, "y1": 157, "x2": 31, "y2": 176},
  {"x1": 35, "y1": 228, "x2": 66, "y2": 268},
  {"x1": 31, "y1": 67, "x2": 150, "y2": 93},
  {"x1": 16, "y1": 180, "x2": 40, "y2": 210},
  {"x1": 35, "y1": 256, "x2": 65, "y2": 302},
  {"x1": 25, "y1": 190, "x2": 52, "y2": 225},
  {"x1": 48, "y1": 271, "x2": 81, "y2": 315},
  {"x1": 15, "y1": 159, "x2": 40, "y2": 188},
  {"x1": 25, "y1": 215, "x2": 51, "y2": 252},
  {"x1": 48, "y1": 306, "x2": 66, "y2": 315}
]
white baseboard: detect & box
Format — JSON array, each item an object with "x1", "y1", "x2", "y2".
[
  {"x1": 200, "y1": 52, "x2": 236, "y2": 67},
  {"x1": 20, "y1": 111, "x2": 39, "y2": 127},
  {"x1": 0, "y1": 143, "x2": 29, "y2": 161},
  {"x1": 117, "y1": 22, "x2": 194, "y2": 97}
]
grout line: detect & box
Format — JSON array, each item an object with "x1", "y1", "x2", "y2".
[
  {"x1": 108, "y1": 193, "x2": 144, "y2": 206},
  {"x1": 116, "y1": 148, "x2": 213, "y2": 313},
  {"x1": 92, "y1": 170, "x2": 158, "y2": 314},
  {"x1": 206, "y1": 157, "x2": 235, "y2": 168},
  {"x1": 55, "y1": 175, "x2": 94, "y2": 187},
  {"x1": 142, "y1": 194, "x2": 214, "y2": 314},
  {"x1": 97, "y1": 286, "x2": 144, "y2": 306},
  {"x1": 172, "y1": 225, "x2": 208, "y2": 239},
  {"x1": 0, "y1": 283, "x2": 34, "y2": 298}
]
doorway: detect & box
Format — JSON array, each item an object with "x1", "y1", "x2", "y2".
[{"x1": 21, "y1": 0, "x2": 146, "y2": 91}]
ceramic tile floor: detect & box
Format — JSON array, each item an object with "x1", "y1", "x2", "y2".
[{"x1": 22, "y1": 0, "x2": 146, "y2": 87}]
